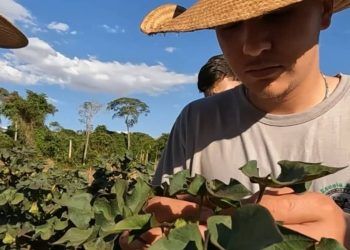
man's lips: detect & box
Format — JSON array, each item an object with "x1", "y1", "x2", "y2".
[{"x1": 245, "y1": 65, "x2": 284, "y2": 78}]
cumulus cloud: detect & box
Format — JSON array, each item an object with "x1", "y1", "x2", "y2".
[
  {"x1": 165, "y1": 47, "x2": 176, "y2": 53},
  {"x1": 47, "y1": 22, "x2": 70, "y2": 32},
  {"x1": 0, "y1": 37, "x2": 196, "y2": 95},
  {"x1": 0, "y1": 0, "x2": 34, "y2": 24},
  {"x1": 101, "y1": 24, "x2": 125, "y2": 34}
]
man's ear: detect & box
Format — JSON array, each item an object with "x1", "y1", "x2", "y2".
[{"x1": 321, "y1": 0, "x2": 333, "y2": 29}]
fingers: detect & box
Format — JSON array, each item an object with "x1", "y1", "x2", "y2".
[
  {"x1": 144, "y1": 196, "x2": 213, "y2": 223},
  {"x1": 259, "y1": 191, "x2": 338, "y2": 224},
  {"x1": 259, "y1": 191, "x2": 347, "y2": 244}
]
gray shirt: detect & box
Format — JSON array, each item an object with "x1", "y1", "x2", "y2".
[{"x1": 155, "y1": 74, "x2": 350, "y2": 212}]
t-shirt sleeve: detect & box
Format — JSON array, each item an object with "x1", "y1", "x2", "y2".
[{"x1": 152, "y1": 106, "x2": 189, "y2": 186}]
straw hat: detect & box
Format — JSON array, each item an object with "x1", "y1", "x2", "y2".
[
  {"x1": 141, "y1": 0, "x2": 350, "y2": 34},
  {"x1": 0, "y1": 15, "x2": 28, "y2": 49}
]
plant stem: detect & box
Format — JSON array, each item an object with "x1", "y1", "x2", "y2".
[
  {"x1": 198, "y1": 194, "x2": 204, "y2": 222},
  {"x1": 256, "y1": 184, "x2": 267, "y2": 203}
]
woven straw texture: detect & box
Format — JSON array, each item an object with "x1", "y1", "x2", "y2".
[
  {"x1": 0, "y1": 15, "x2": 28, "y2": 49},
  {"x1": 141, "y1": 0, "x2": 350, "y2": 34}
]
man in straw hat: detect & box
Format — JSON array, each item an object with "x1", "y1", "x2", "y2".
[
  {"x1": 121, "y1": 0, "x2": 350, "y2": 248},
  {"x1": 0, "y1": 15, "x2": 28, "y2": 49}
]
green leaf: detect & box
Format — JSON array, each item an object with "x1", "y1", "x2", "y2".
[
  {"x1": 53, "y1": 219, "x2": 68, "y2": 231},
  {"x1": 174, "y1": 218, "x2": 188, "y2": 229},
  {"x1": 207, "y1": 215, "x2": 231, "y2": 250},
  {"x1": 126, "y1": 178, "x2": 152, "y2": 215},
  {"x1": 168, "y1": 169, "x2": 190, "y2": 196},
  {"x1": 0, "y1": 189, "x2": 16, "y2": 206},
  {"x1": 207, "y1": 204, "x2": 283, "y2": 250},
  {"x1": 187, "y1": 174, "x2": 206, "y2": 196},
  {"x1": 84, "y1": 237, "x2": 114, "y2": 250},
  {"x1": 2, "y1": 232, "x2": 15, "y2": 245},
  {"x1": 149, "y1": 223, "x2": 203, "y2": 250},
  {"x1": 35, "y1": 223, "x2": 54, "y2": 241},
  {"x1": 59, "y1": 193, "x2": 94, "y2": 229},
  {"x1": 315, "y1": 238, "x2": 346, "y2": 250},
  {"x1": 93, "y1": 197, "x2": 114, "y2": 221},
  {"x1": 101, "y1": 214, "x2": 151, "y2": 235},
  {"x1": 10, "y1": 193, "x2": 24, "y2": 205},
  {"x1": 264, "y1": 226, "x2": 315, "y2": 250},
  {"x1": 240, "y1": 160, "x2": 347, "y2": 193},
  {"x1": 275, "y1": 161, "x2": 347, "y2": 192},
  {"x1": 240, "y1": 160, "x2": 259, "y2": 177},
  {"x1": 53, "y1": 227, "x2": 93, "y2": 247},
  {"x1": 206, "y1": 178, "x2": 251, "y2": 201},
  {"x1": 111, "y1": 179, "x2": 128, "y2": 216}
]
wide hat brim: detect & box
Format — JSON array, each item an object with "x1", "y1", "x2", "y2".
[
  {"x1": 0, "y1": 15, "x2": 28, "y2": 49},
  {"x1": 141, "y1": 0, "x2": 350, "y2": 35}
]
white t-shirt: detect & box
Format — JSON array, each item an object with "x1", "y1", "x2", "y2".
[{"x1": 154, "y1": 74, "x2": 350, "y2": 213}]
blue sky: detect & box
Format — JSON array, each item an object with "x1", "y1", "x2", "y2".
[{"x1": 0, "y1": 0, "x2": 349, "y2": 138}]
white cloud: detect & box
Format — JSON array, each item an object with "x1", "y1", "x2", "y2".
[
  {"x1": 165, "y1": 47, "x2": 176, "y2": 53},
  {"x1": 101, "y1": 24, "x2": 125, "y2": 34},
  {"x1": 47, "y1": 22, "x2": 70, "y2": 32},
  {"x1": 46, "y1": 97, "x2": 60, "y2": 105},
  {"x1": 0, "y1": 37, "x2": 196, "y2": 95},
  {"x1": 0, "y1": 0, "x2": 34, "y2": 24},
  {"x1": 70, "y1": 30, "x2": 77, "y2": 35}
]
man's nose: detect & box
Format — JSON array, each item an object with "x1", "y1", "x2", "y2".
[{"x1": 242, "y1": 19, "x2": 272, "y2": 57}]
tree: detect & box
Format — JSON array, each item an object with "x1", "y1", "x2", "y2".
[
  {"x1": 0, "y1": 88, "x2": 10, "y2": 125},
  {"x1": 79, "y1": 101, "x2": 102, "y2": 165},
  {"x1": 107, "y1": 98, "x2": 150, "y2": 150},
  {"x1": 0, "y1": 89, "x2": 57, "y2": 145}
]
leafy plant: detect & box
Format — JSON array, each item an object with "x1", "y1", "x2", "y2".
[{"x1": 0, "y1": 146, "x2": 346, "y2": 249}]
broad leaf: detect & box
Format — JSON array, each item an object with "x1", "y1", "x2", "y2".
[
  {"x1": 93, "y1": 197, "x2": 114, "y2": 221},
  {"x1": 207, "y1": 204, "x2": 283, "y2": 250},
  {"x1": 53, "y1": 219, "x2": 68, "y2": 231},
  {"x1": 111, "y1": 179, "x2": 128, "y2": 216},
  {"x1": 35, "y1": 223, "x2": 54, "y2": 241},
  {"x1": 101, "y1": 214, "x2": 151, "y2": 235},
  {"x1": 10, "y1": 193, "x2": 24, "y2": 205},
  {"x1": 206, "y1": 178, "x2": 251, "y2": 201},
  {"x1": 240, "y1": 160, "x2": 259, "y2": 177},
  {"x1": 240, "y1": 160, "x2": 346, "y2": 193},
  {"x1": 264, "y1": 226, "x2": 315, "y2": 250},
  {"x1": 54, "y1": 227, "x2": 93, "y2": 247},
  {"x1": 58, "y1": 193, "x2": 93, "y2": 229},
  {"x1": 84, "y1": 237, "x2": 114, "y2": 250},
  {"x1": 315, "y1": 238, "x2": 346, "y2": 250},
  {"x1": 275, "y1": 161, "x2": 347, "y2": 192},
  {"x1": 168, "y1": 169, "x2": 190, "y2": 196},
  {"x1": 149, "y1": 223, "x2": 203, "y2": 250},
  {"x1": 187, "y1": 174, "x2": 206, "y2": 196},
  {"x1": 126, "y1": 178, "x2": 152, "y2": 215}
]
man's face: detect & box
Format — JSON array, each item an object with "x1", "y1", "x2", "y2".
[{"x1": 215, "y1": 0, "x2": 332, "y2": 99}]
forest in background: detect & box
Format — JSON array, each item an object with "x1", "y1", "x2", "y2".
[{"x1": 0, "y1": 87, "x2": 169, "y2": 168}]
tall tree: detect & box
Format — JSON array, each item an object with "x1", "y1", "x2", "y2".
[
  {"x1": 79, "y1": 101, "x2": 102, "y2": 165},
  {"x1": 0, "y1": 89, "x2": 57, "y2": 145},
  {"x1": 107, "y1": 97, "x2": 150, "y2": 150}
]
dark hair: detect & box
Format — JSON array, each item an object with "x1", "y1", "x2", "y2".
[{"x1": 197, "y1": 54, "x2": 236, "y2": 94}]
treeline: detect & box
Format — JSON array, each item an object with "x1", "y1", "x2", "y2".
[{"x1": 0, "y1": 87, "x2": 168, "y2": 167}]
